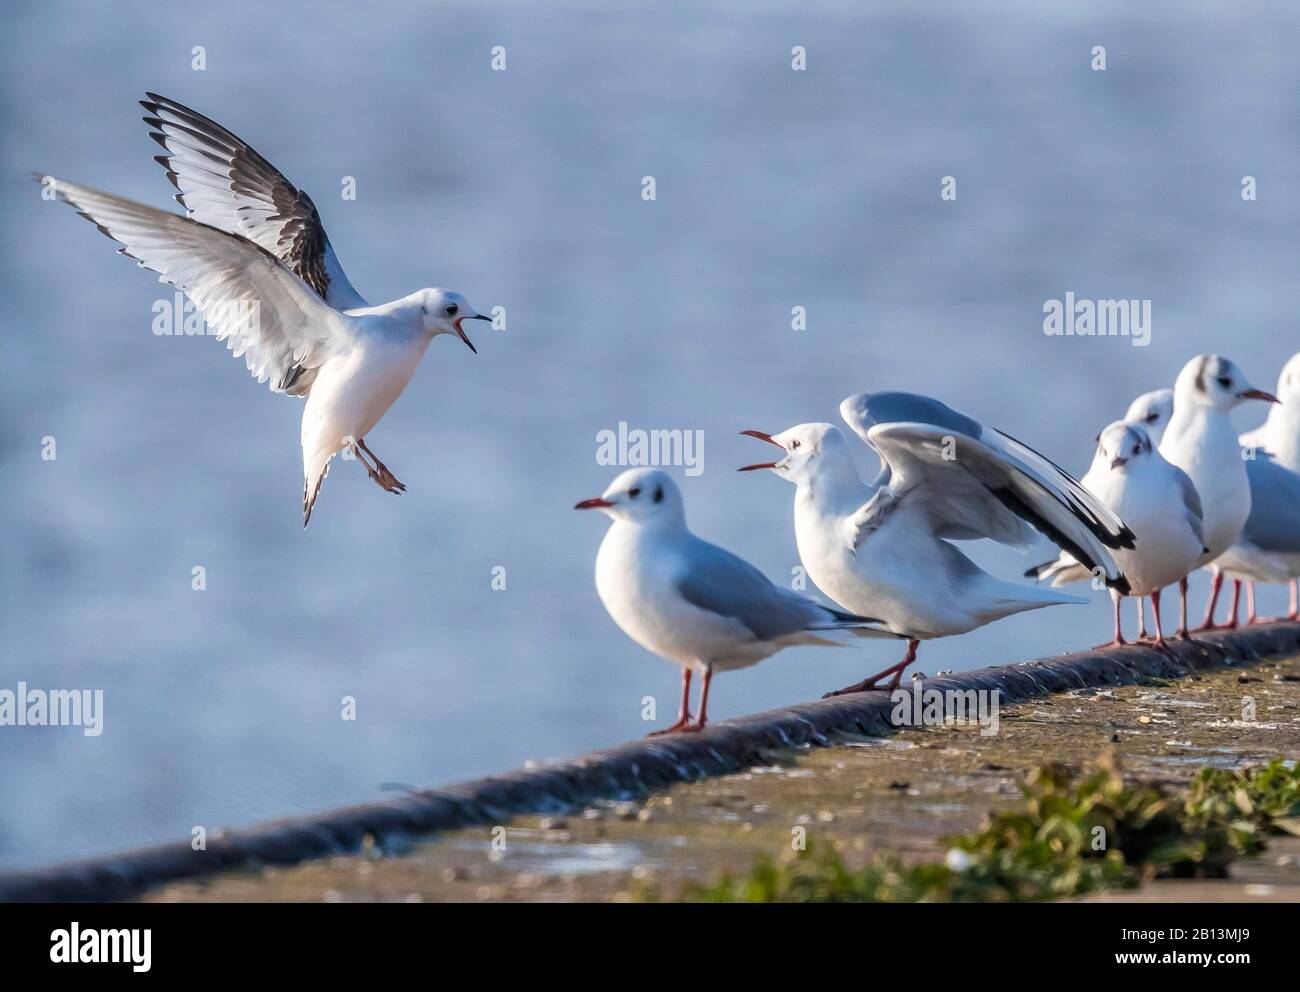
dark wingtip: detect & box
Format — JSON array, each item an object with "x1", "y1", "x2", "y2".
[{"x1": 1107, "y1": 574, "x2": 1132, "y2": 597}]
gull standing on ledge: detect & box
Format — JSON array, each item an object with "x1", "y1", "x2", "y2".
[
  {"x1": 1028, "y1": 421, "x2": 1206, "y2": 649},
  {"x1": 741, "y1": 392, "x2": 1133, "y2": 695},
  {"x1": 1156, "y1": 355, "x2": 1279, "y2": 630},
  {"x1": 1213, "y1": 452, "x2": 1300, "y2": 626},
  {"x1": 1238, "y1": 352, "x2": 1300, "y2": 621},
  {"x1": 1025, "y1": 389, "x2": 1185, "y2": 640},
  {"x1": 1121, "y1": 388, "x2": 1176, "y2": 637},
  {"x1": 575, "y1": 468, "x2": 900, "y2": 734},
  {"x1": 42, "y1": 93, "x2": 490, "y2": 525}
]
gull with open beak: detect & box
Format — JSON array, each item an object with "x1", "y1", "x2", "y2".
[
  {"x1": 575, "y1": 468, "x2": 900, "y2": 734},
  {"x1": 42, "y1": 92, "x2": 491, "y2": 526},
  {"x1": 740, "y1": 392, "x2": 1133, "y2": 694},
  {"x1": 1156, "y1": 355, "x2": 1281, "y2": 630}
]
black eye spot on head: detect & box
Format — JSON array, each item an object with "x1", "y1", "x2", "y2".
[
  {"x1": 1145, "y1": 412, "x2": 1159, "y2": 423},
  {"x1": 790, "y1": 439, "x2": 801, "y2": 449},
  {"x1": 628, "y1": 487, "x2": 641, "y2": 499},
  {"x1": 1216, "y1": 376, "x2": 1232, "y2": 389},
  {"x1": 445, "y1": 303, "x2": 459, "y2": 316},
  {"x1": 653, "y1": 486, "x2": 663, "y2": 504}
]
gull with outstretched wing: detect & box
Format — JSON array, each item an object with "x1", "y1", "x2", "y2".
[
  {"x1": 42, "y1": 93, "x2": 491, "y2": 525},
  {"x1": 740, "y1": 391, "x2": 1135, "y2": 694}
]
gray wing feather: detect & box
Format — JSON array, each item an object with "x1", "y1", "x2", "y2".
[
  {"x1": 675, "y1": 538, "x2": 825, "y2": 640},
  {"x1": 674, "y1": 537, "x2": 889, "y2": 641},
  {"x1": 843, "y1": 391, "x2": 1134, "y2": 553},
  {"x1": 45, "y1": 177, "x2": 352, "y2": 393},
  {"x1": 1241, "y1": 454, "x2": 1300, "y2": 553},
  {"x1": 863, "y1": 422, "x2": 1129, "y2": 589},
  {"x1": 141, "y1": 93, "x2": 367, "y2": 310},
  {"x1": 1172, "y1": 465, "x2": 1207, "y2": 548}
]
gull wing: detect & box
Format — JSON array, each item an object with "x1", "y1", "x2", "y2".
[
  {"x1": 47, "y1": 177, "x2": 355, "y2": 395},
  {"x1": 858, "y1": 422, "x2": 1130, "y2": 592},
  {"x1": 1242, "y1": 454, "x2": 1300, "y2": 553},
  {"x1": 842, "y1": 390, "x2": 1135, "y2": 553},
  {"x1": 141, "y1": 92, "x2": 367, "y2": 310},
  {"x1": 675, "y1": 537, "x2": 897, "y2": 641}
]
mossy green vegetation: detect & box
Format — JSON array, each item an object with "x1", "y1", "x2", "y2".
[{"x1": 687, "y1": 757, "x2": 1300, "y2": 903}]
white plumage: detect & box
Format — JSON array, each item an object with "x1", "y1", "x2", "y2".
[
  {"x1": 576, "y1": 468, "x2": 898, "y2": 734},
  {"x1": 43, "y1": 94, "x2": 489, "y2": 525},
  {"x1": 741, "y1": 392, "x2": 1132, "y2": 693}
]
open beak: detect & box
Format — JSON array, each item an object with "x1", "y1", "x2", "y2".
[
  {"x1": 1110, "y1": 456, "x2": 1128, "y2": 470},
  {"x1": 452, "y1": 315, "x2": 490, "y2": 355},
  {"x1": 738, "y1": 429, "x2": 783, "y2": 472},
  {"x1": 1240, "y1": 388, "x2": 1281, "y2": 404},
  {"x1": 574, "y1": 497, "x2": 614, "y2": 510}
]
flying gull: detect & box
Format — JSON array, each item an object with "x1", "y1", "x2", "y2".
[{"x1": 41, "y1": 93, "x2": 490, "y2": 525}]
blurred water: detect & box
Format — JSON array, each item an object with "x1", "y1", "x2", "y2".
[{"x1": 2, "y1": 0, "x2": 1297, "y2": 869}]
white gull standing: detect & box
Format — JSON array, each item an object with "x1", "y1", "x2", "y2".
[
  {"x1": 1156, "y1": 355, "x2": 1279, "y2": 630},
  {"x1": 575, "y1": 468, "x2": 899, "y2": 734},
  {"x1": 1240, "y1": 352, "x2": 1300, "y2": 470},
  {"x1": 1212, "y1": 453, "x2": 1300, "y2": 625},
  {"x1": 740, "y1": 392, "x2": 1133, "y2": 694},
  {"x1": 1121, "y1": 387, "x2": 1177, "y2": 638},
  {"x1": 1236, "y1": 352, "x2": 1300, "y2": 622},
  {"x1": 1029, "y1": 421, "x2": 1206, "y2": 649},
  {"x1": 42, "y1": 93, "x2": 490, "y2": 525}
]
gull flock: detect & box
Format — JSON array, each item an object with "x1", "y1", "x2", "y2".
[{"x1": 44, "y1": 95, "x2": 1300, "y2": 734}]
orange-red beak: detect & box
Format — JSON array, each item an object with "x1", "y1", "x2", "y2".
[
  {"x1": 574, "y1": 497, "x2": 614, "y2": 510},
  {"x1": 738, "y1": 429, "x2": 783, "y2": 472},
  {"x1": 1241, "y1": 388, "x2": 1280, "y2": 404}
]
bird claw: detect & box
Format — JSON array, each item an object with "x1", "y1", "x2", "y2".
[
  {"x1": 365, "y1": 466, "x2": 406, "y2": 494},
  {"x1": 822, "y1": 680, "x2": 892, "y2": 697},
  {"x1": 647, "y1": 717, "x2": 702, "y2": 736}
]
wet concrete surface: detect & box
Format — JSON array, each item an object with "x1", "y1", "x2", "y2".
[{"x1": 144, "y1": 648, "x2": 1300, "y2": 903}]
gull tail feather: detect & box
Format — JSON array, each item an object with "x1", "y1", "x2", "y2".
[
  {"x1": 803, "y1": 606, "x2": 908, "y2": 645},
  {"x1": 980, "y1": 578, "x2": 1089, "y2": 621},
  {"x1": 1024, "y1": 554, "x2": 1094, "y2": 588},
  {"x1": 303, "y1": 452, "x2": 333, "y2": 528}
]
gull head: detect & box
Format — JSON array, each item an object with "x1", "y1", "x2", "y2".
[
  {"x1": 1095, "y1": 420, "x2": 1154, "y2": 473},
  {"x1": 1174, "y1": 354, "x2": 1279, "y2": 411},
  {"x1": 1275, "y1": 352, "x2": 1300, "y2": 404},
  {"x1": 738, "y1": 423, "x2": 856, "y2": 487},
  {"x1": 418, "y1": 288, "x2": 490, "y2": 353},
  {"x1": 1123, "y1": 388, "x2": 1174, "y2": 444},
  {"x1": 574, "y1": 468, "x2": 685, "y2": 526}
]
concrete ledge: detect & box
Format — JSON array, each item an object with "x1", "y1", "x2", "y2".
[{"x1": 4, "y1": 622, "x2": 1298, "y2": 903}]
